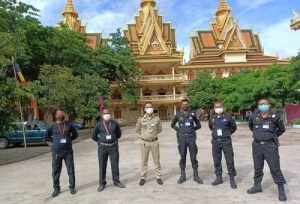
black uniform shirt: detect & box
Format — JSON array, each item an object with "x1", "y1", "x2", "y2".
[
  {"x1": 209, "y1": 113, "x2": 237, "y2": 139},
  {"x1": 92, "y1": 119, "x2": 121, "y2": 144},
  {"x1": 171, "y1": 109, "x2": 201, "y2": 136},
  {"x1": 46, "y1": 122, "x2": 78, "y2": 152},
  {"x1": 249, "y1": 110, "x2": 286, "y2": 142}
]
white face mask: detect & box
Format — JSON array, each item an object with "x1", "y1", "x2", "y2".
[
  {"x1": 103, "y1": 114, "x2": 111, "y2": 121},
  {"x1": 215, "y1": 108, "x2": 224, "y2": 114},
  {"x1": 145, "y1": 108, "x2": 154, "y2": 114}
]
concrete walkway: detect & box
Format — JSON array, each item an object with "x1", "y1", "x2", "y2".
[{"x1": 0, "y1": 123, "x2": 300, "y2": 204}]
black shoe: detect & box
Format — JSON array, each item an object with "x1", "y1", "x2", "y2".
[
  {"x1": 230, "y1": 177, "x2": 237, "y2": 189},
  {"x1": 177, "y1": 170, "x2": 186, "y2": 184},
  {"x1": 51, "y1": 189, "x2": 60, "y2": 198},
  {"x1": 139, "y1": 179, "x2": 146, "y2": 186},
  {"x1": 157, "y1": 178, "x2": 163, "y2": 185},
  {"x1": 278, "y1": 184, "x2": 287, "y2": 202},
  {"x1": 70, "y1": 188, "x2": 77, "y2": 195},
  {"x1": 211, "y1": 176, "x2": 223, "y2": 186},
  {"x1": 97, "y1": 185, "x2": 106, "y2": 192},
  {"x1": 114, "y1": 182, "x2": 126, "y2": 188},
  {"x1": 247, "y1": 184, "x2": 262, "y2": 194},
  {"x1": 193, "y1": 169, "x2": 203, "y2": 184}
]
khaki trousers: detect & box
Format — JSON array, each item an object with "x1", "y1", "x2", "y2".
[{"x1": 140, "y1": 141, "x2": 161, "y2": 179}]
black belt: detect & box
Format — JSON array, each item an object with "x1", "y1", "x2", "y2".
[
  {"x1": 99, "y1": 142, "x2": 117, "y2": 147},
  {"x1": 254, "y1": 139, "x2": 275, "y2": 145},
  {"x1": 213, "y1": 137, "x2": 231, "y2": 142},
  {"x1": 141, "y1": 138, "x2": 158, "y2": 142}
]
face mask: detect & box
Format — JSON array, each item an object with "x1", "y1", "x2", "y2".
[
  {"x1": 215, "y1": 108, "x2": 224, "y2": 114},
  {"x1": 145, "y1": 108, "x2": 154, "y2": 114},
  {"x1": 258, "y1": 104, "x2": 270, "y2": 113},
  {"x1": 103, "y1": 114, "x2": 111, "y2": 121}
]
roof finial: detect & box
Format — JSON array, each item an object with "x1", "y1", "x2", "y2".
[
  {"x1": 216, "y1": 0, "x2": 231, "y2": 15},
  {"x1": 141, "y1": 0, "x2": 156, "y2": 8},
  {"x1": 63, "y1": 0, "x2": 77, "y2": 16}
]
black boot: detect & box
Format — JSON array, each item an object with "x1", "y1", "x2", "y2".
[
  {"x1": 193, "y1": 168, "x2": 203, "y2": 184},
  {"x1": 247, "y1": 183, "x2": 262, "y2": 194},
  {"x1": 211, "y1": 175, "x2": 223, "y2": 186},
  {"x1": 51, "y1": 188, "x2": 60, "y2": 198},
  {"x1": 230, "y1": 176, "x2": 237, "y2": 189},
  {"x1": 278, "y1": 184, "x2": 287, "y2": 202},
  {"x1": 70, "y1": 188, "x2": 77, "y2": 195},
  {"x1": 177, "y1": 169, "x2": 186, "y2": 184}
]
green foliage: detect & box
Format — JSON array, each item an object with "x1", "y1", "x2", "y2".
[
  {"x1": 293, "y1": 118, "x2": 300, "y2": 125},
  {"x1": 188, "y1": 72, "x2": 220, "y2": 109},
  {"x1": 188, "y1": 62, "x2": 300, "y2": 112}
]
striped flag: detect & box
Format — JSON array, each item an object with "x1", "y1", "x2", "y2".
[{"x1": 14, "y1": 63, "x2": 26, "y2": 84}]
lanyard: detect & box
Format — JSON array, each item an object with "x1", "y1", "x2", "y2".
[
  {"x1": 103, "y1": 121, "x2": 111, "y2": 135},
  {"x1": 57, "y1": 123, "x2": 65, "y2": 138}
]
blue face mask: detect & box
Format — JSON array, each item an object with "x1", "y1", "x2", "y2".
[{"x1": 258, "y1": 104, "x2": 270, "y2": 113}]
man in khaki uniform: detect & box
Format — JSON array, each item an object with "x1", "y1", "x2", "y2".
[{"x1": 136, "y1": 102, "x2": 163, "y2": 186}]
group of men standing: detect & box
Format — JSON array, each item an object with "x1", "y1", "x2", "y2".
[{"x1": 46, "y1": 98, "x2": 288, "y2": 202}]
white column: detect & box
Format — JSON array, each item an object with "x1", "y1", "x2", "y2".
[{"x1": 173, "y1": 86, "x2": 176, "y2": 100}]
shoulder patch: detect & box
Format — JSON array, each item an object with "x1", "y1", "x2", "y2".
[{"x1": 272, "y1": 114, "x2": 276, "y2": 118}]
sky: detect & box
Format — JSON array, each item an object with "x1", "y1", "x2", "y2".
[{"x1": 22, "y1": 0, "x2": 300, "y2": 60}]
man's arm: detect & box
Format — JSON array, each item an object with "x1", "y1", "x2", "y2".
[
  {"x1": 45, "y1": 125, "x2": 53, "y2": 142},
  {"x1": 171, "y1": 114, "x2": 179, "y2": 131},
  {"x1": 230, "y1": 115, "x2": 237, "y2": 134},
  {"x1": 92, "y1": 124, "x2": 99, "y2": 142},
  {"x1": 157, "y1": 118, "x2": 162, "y2": 134},
  {"x1": 70, "y1": 124, "x2": 79, "y2": 140},
  {"x1": 208, "y1": 115, "x2": 213, "y2": 130},
  {"x1": 193, "y1": 115, "x2": 201, "y2": 130},
  {"x1": 136, "y1": 118, "x2": 142, "y2": 135},
  {"x1": 248, "y1": 114, "x2": 254, "y2": 132},
  {"x1": 115, "y1": 122, "x2": 122, "y2": 139},
  {"x1": 275, "y1": 115, "x2": 286, "y2": 137}
]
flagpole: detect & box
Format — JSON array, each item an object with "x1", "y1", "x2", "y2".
[{"x1": 12, "y1": 57, "x2": 27, "y2": 150}]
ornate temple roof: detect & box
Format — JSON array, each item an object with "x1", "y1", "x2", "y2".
[
  {"x1": 61, "y1": 0, "x2": 86, "y2": 33},
  {"x1": 291, "y1": 10, "x2": 300, "y2": 31},
  {"x1": 124, "y1": 0, "x2": 183, "y2": 59}
]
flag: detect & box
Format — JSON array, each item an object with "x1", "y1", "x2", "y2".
[{"x1": 14, "y1": 63, "x2": 26, "y2": 84}]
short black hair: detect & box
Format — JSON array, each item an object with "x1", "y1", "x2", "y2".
[
  {"x1": 181, "y1": 98, "x2": 189, "y2": 103},
  {"x1": 214, "y1": 101, "x2": 224, "y2": 106},
  {"x1": 257, "y1": 98, "x2": 270, "y2": 104}
]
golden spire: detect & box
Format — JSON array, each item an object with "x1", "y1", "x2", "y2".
[
  {"x1": 216, "y1": 0, "x2": 231, "y2": 15},
  {"x1": 63, "y1": 0, "x2": 78, "y2": 16},
  {"x1": 141, "y1": 0, "x2": 156, "y2": 8}
]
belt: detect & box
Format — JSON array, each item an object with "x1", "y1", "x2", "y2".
[
  {"x1": 254, "y1": 139, "x2": 275, "y2": 145},
  {"x1": 99, "y1": 142, "x2": 117, "y2": 147},
  {"x1": 213, "y1": 137, "x2": 231, "y2": 142},
  {"x1": 141, "y1": 138, "x2": 158, "y2": 142}
]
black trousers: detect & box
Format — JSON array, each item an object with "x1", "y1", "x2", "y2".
[
  {"x1": 98, "y1": 144, "x2": 120, "y2": 185},
  {"x1": 177, "y1": 136, "x2": 198, "y2": 170},
  {"x1": 212, "y1": 139, "x2": 236, "y2": 177},
  {"x1": 252, "y1": 141, "x2": 286, "y2": 185},
  {"x1": 52, "y1": 151, "x2": 75, "y2": 190}
]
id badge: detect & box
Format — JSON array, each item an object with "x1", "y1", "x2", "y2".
[
  {"x1": 60, "y1": 138, "x2": 67, "y2": 144},
  {"x1": 217, "y1": 129, "x2": 223, "y2": 137},
  {"x1": 106, "y1": 135, "x2": 112, "y2": 140},
  {"x1": 185, "y1": 122, "x2": 191, "y2": 127},
  {"x1": 263, "y1": 124, "x2": 270, "y2": 129}
]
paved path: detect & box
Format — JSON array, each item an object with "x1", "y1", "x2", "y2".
[{"x1": 0, "y1": 123, "x2": 300, "y2": 204}]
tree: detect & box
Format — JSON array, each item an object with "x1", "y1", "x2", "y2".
[{"x1": 188, "y1": 72, "x2": 221, "y2": 109}]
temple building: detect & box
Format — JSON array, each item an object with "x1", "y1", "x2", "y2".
[
  {"x1": 291, "y1": 10, "x2": 300, "y2": 31},
  {"x1": 179, "y1": 0, "x2": 288, "y2": 78},
  {"x1": 110, "y1": 0, "x2": 186, "y2": 122},
  {"x1": 60, "y1": 0, "x2": 106, "y2": 49}
]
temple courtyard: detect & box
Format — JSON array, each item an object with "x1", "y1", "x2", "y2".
[{"x1": 0, "y1": 122, "x2": 300, "y2": 204}]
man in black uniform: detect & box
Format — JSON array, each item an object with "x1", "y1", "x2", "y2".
[
  {"x1": 171, "y1": 99, "x2": 203, "y2": 184},
  {"x1": 92, "y1": 109, "x2": 125, "y2": 192},
  {"x1": 247, "y1": 98, "x2": 287, "y2": 202},
  {"x1": 46, "y1": 110, "x2": 78, "y2": 198},
  {"x1": 208, "y1": 101, "x2": 237, "y2": 189}
]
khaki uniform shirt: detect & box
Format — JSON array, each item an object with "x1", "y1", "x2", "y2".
[{"x1": 136, "y1": 114, "x2": 162, "y2": 141}]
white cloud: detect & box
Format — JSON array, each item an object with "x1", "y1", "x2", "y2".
[
  {"x1": 21, "y1": 0, "x2": 50, "y2": 11},
  {"x1": 237, "y1": 0, "x2": 275, "y2": 10},
  {"x1": 260, "y1": 18, "x2": 300, "y2": 58}
]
